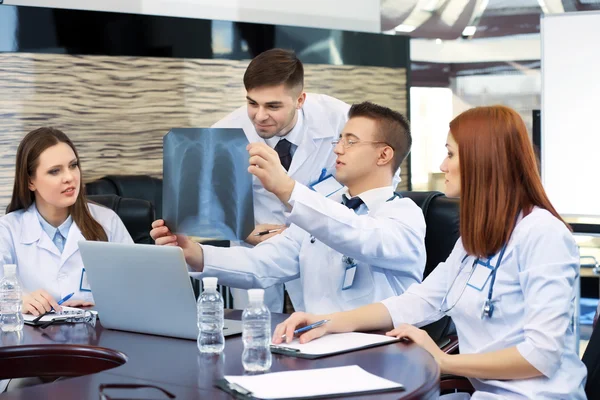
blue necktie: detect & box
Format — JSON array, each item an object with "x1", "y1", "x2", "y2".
[{"x1": 342, "y1": 194, "x2": 364, "y2": 211}]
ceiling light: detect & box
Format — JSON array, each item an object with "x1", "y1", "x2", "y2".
[
  {"x1": 462, "y1": 25, "x2": 477, "y2": 36},
  {"x1": 394, "y1": 24, "x2": 416, "y2": 33},
  {"x1": 537, "y1": 0, "x2": 550, "y2": 13}
]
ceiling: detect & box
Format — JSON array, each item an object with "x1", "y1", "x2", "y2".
[{"x1": 381, "y1": 0, "x2": 600, "y2": 39}]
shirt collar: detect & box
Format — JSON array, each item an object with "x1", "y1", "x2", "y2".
[
  {"x1": 341, "y1": 186, "x2": 395, "y2": 211},
  {"x1": 34, "y1": 203, "x2": 73, "y2": 240},
  {"x1": 265, "y1": 108, "x2": 305, "y2": 149}
]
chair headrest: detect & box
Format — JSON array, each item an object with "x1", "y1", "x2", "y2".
[
  {"x1": 87, "y1": 194, "x2": 155, "y2": 244},
  {"x1": 399, "y1": 191, "x2": 460, "y2": 278}
]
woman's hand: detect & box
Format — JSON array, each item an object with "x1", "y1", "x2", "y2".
[
  {"x1": 272, "y1": 312, "x2": 328, "y2": 344},
  {"x1": 386, "y1": 323, "x2": 447, "y2": 367},
  {"x1": 22, "y1": 290, "x2": 61, "y2": 316}
]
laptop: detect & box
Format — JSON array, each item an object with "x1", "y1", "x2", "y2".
[{"x1": 78, "y1": 241, "x2": 242, "y2": 340}]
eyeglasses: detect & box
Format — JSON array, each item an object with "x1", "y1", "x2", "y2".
[{"x1": 331, "y1": 138, "x2": 394, "y2": 150}]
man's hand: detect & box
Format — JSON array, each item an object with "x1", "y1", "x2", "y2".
[
  {"x1": 245, "y1": 223, "x2": 287, "y2": 246},
  {"x1": 150, "y1": 219, "x2": 205, "y2": 271},
  {"x1": 247, "y1": 143, "x2": 295, "y2": 203},
  {"x1": 22, "y1": 290, "x2": 61, "y2": 316}
]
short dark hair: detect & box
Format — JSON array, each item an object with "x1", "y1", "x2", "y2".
[
  {"x1": 348, "y1": 102, "x2": 411, "y2": 172},
  {"x1": 243, "y1": 49, "x2": 304, "y2": 92}
]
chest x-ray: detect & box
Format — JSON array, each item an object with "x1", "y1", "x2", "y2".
[{"x1": 162, "y1": 128, "x2": 254, "y2": 241}]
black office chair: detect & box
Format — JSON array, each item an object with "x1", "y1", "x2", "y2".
[
  {"x1": 583, "y1": 308, "x2": 600, "y2": 398},
  {"x1": 85, "y1": 175, "x2": 163, "y2": 219},
  {"x1": 400, "y1": 191, "x2": 460, "y2": 351},
  {"x1": 87, "y1": 194, "x2": 155, "y2": 244}
]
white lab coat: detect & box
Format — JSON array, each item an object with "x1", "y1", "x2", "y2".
[
  {"x1": 0, "y1": 203, "x2": 133, "y2": 303},
  {"x1": 382, "y1": 207, "x2": 587, "y2": 399},
  {"x1": 198, "y1": 183, "x2": 426, "y2": 314},
  {"x1": 212, "y1": 93, "x2": 351, "y2": 312}
]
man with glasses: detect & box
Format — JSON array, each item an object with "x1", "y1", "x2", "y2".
[{"x1": 151, "y1": 102, "x2": 426, "y2": 314}]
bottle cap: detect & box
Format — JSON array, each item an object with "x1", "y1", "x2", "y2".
[
  {"x1": 3, "y1": 264, "x2": 16, "y2": 276},
  {"x1": 202, "y1": 277, "x2": 218, "y2": 290},
  {"x1": 247, "y1": 289, "x2": 264, "y2": 303}
]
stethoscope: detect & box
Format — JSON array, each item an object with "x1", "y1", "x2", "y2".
[{"x1": 439, "y1": 243, "x2": 508, "y2": 319}]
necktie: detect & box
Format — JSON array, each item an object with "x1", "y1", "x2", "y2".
[
  {"x1": 53, "y1": 230, "x2": 66, "y2": 253},
  {"x1": 342, "y1": 194, "x2": 364, "y2": 211},
  {"x1": 274, "y1": 139, "x2": 293, "y2": 171}
]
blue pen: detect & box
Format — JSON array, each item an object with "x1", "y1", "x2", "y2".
[
  {"x1": 281, "y1": 319, "x2": 330, "y2": 340},
  {"x1": 51, "y1": 292, "x2": 74, "y2": 311},
  {"x1": 58, "y1": 292, "x2": 75, "y2": 305},
  {"x1": 318, "y1": 168, "x2": 327, "y2": 182}
]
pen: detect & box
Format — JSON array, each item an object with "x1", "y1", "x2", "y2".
[
  {"x1": 58, "y1": 292, "x2": 75, "y2": 305},
  {"x1": 58, "y1": 292, "x2": 74, "y2": 306},
  {"x1": 318, "y1": 168, "x2": 327, "y2": 182},
  {"x1": 253, "y1": 228, "x2": 281, "y2": 237},
  {"x1": 281, "y1": 319, "x2": 330, "y2": 340},
  {"x1": 47, "y1": 292, "x2": 75, "y2": 314}
]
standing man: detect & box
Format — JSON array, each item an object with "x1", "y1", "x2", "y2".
[{"x1": 212, "y1": 48, "x2": 350, "y2": 313}]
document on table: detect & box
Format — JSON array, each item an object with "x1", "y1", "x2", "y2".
[
  {"x1": 217, "y1": 365, "x2": 404, "y2": 399},
  {"x1": 270, "y1": 332, "x2": 399, "y2": 359}
]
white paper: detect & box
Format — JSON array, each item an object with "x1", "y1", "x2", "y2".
[
  {"x1": 224, "y1": 365, "x2": 402, "y2": 399},
  {"x1": 271, "y1": 332, "x2": 398, "y2": 356}
]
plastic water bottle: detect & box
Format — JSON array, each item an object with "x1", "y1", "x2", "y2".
[
  {"x1": 242, "y1": 289, "x2": 272, "y2": 372},
  {"x1": 196, "y1": 277, "x2": 225, "y2": 353},
  {"x1": 0, "y1": 264, "x2": 24, "y2": 332}
]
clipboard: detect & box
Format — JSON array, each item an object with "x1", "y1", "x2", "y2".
[
  {"x1": 214, "y1": 365, "x2": 405, "y2": 399},
  {"x1": 269, "y1": 332, "x2": 401, "y2": 359}
]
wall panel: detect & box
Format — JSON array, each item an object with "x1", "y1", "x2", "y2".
[{"x1": 0, "y1": 52, "x2": 407, "y2": 213}]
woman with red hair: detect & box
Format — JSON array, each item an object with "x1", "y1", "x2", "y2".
[{"x1": 272, "y1": 106, "x2": 586, "y2": 398}]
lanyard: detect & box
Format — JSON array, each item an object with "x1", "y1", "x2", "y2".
[{"x1": 440, "y1": 243, "x2": 508, "y2": 317}]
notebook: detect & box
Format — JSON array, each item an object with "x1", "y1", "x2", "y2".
[
  {"x1": 216, "y1": 365, "x2": 404, "y2": 399},
  {"x1": 269, "y1": 332, "x2": 400, "y2": 359}
]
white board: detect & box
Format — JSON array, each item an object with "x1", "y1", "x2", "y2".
[{"x1": 542, "y1": 11, "x2": 600, "y2": 217}]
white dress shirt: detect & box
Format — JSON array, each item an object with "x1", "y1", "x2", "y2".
[
  {"x1": 382, "y1": 207, "x2": 587, "y2": 399},
  {"x1": 0, "y1": 203, "x2": 133, "y2": 303},
  {"x1": 198, "y1": 183, "x2": 426, "y2": 314}
]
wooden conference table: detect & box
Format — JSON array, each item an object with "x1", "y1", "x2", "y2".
[{"x1": 0, "y1": 310, "x2": 440, "y2": 399}]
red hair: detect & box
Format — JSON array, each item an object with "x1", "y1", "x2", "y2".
[{"x1": 450, "y1": 105, "x2": 568, "y2": 257}]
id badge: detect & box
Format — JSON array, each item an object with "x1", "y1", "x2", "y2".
[
  {"x1": 341, "y1": 256, "x2": 357, "y2": 290},
  {"x1": 310, "y1": 175, "x2": 344, "y2": 198},
  {"x1": 467, "y1": 262, "x2": 493, "y2": 291},
  {"x1": 79, "y1": 268, "x2": 92, "y2": 292}
]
